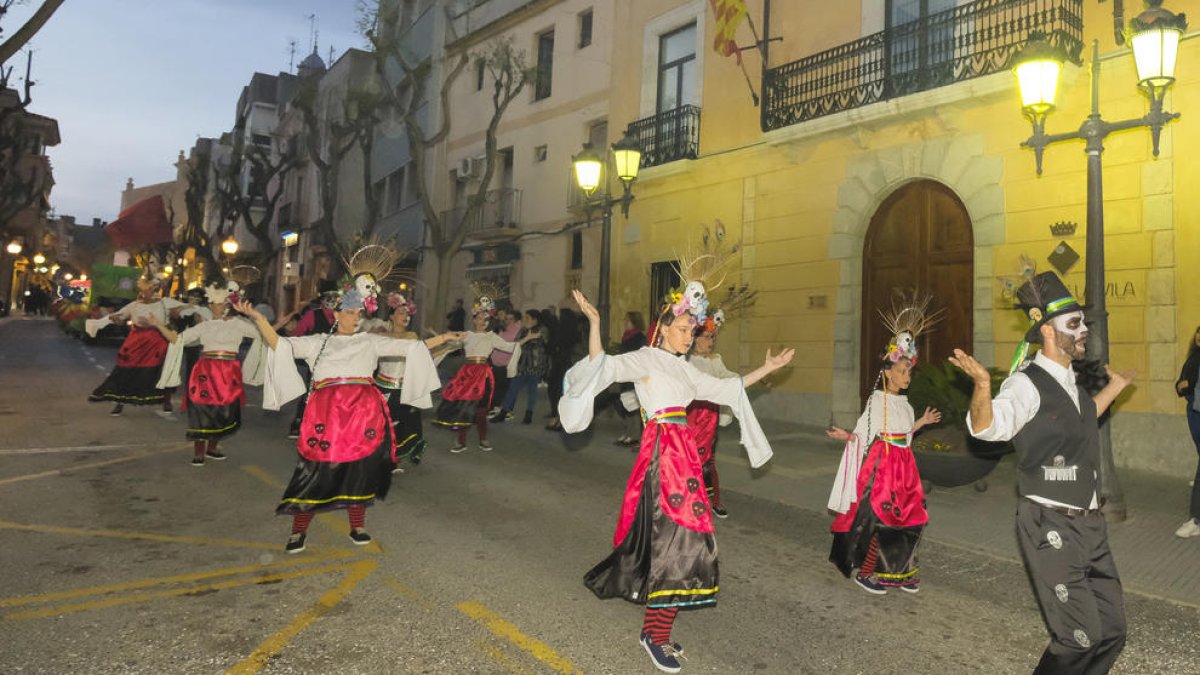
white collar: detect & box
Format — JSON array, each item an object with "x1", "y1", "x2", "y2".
[{"x1": 1033, "y1": 351, "x2": 1076, "y2": 388}]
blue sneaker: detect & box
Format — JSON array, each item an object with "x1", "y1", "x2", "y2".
[
  {"x1": 639, "y1": 635, "x2": 682, "y2": 673},
  {"x1": 854, "y1": 575, "x2": 888, "y2": 595}
]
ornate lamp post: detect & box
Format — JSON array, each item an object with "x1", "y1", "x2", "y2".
[
  {"x1": 1013, "y1": 0, "x2": 1187, "y2": 523},
  {"x1": 572, "y1": 131, "x2": 642, "y2": 344}
]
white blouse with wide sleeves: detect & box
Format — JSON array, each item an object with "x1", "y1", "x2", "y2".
[{"x1": 827, "y1": 391, "x2": 916, "y2": 513}]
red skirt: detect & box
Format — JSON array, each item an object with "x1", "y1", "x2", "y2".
[
  {"x1": 184, "y1": 356, "x2": 244, "y2": 440},
  {"x1": 90, "y1": 327, "x2": 169, "y2": 405},
  {"x1": 831, "y1": 439, "x2": 928, "y2": 532},
  {"x1": 686, "y1": 401, "x2": 719, "y2": 463},
  {"x1": 584, "y1": 409, "x2": 718, "y2": 610},
  {"x1": 434, "y1": 361, "x2": 493, "y2": 429}
]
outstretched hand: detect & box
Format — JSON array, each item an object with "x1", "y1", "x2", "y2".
[
  {"x1": 918, "y1": 406, "x2": 942, "y2": 427},
  {"x1": 572, "y1": 289, "x2": 600, "y2": 325},
  {"x1": 826, "y1": 425, "x2": 852, "y2": 443},
  {"x1": 1105, "y1": 365, "x2": 1136, "y2": 391},
  {"x1": 948, "y1": 348, "x2": 990, "y2": 386},
  {"x1": 763, "y1": 347, "x2": 795, "y2": 371},
  {"x1": 232, "y1": 299, "x2": 260, "y2": 321}
]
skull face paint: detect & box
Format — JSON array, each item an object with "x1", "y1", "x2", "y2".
[
  {"x1": 354, "y1": 273, "x2": 378, "y2": 299},
  {"x1": 1050, "y1": 310, "x2": 1088, "y2": 359}
]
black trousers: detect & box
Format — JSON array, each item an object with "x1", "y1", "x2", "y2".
[{"x1": 1016, "y1": 499, "x2": 1126, "y2": 674}]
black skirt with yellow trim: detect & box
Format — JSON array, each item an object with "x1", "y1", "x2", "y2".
[
  {"x1": 380, "y1": 385, "x2": 427, "y2": 466},
  {"x1": 276, "y1": 429, "x2": 395, "y2": 515}
]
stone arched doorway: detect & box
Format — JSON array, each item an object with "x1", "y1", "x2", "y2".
[{"x1": 860, "y1": 180, "x2": 974, "y2": 397}]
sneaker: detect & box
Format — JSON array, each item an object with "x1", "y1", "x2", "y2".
[
  {"x1": 639, "y1": 635, "x2": 682, "y2": 673},
  {"x1": 449, "y1": 444, "x2": 468, "y2": 454},
  {"x1": 712, "y1": 505, "x2": 729, "y2": 519},
  {"x1": 488, "y1": 406, "x2": 502, "y2": 417},
  {"x1": 501, "y1": 411, "x2": 514, "y2": 422},
  {"x1": 854, "y1": 575, "x2": 888, "y2": 595},
  {"x1": 154, "y1": 409, "x2": 176, "y2": 420},
  {"x1": 110, "y1": 404, "x2": 124, "y2": 416},
  {"x1": 349, "y1": 529, "x2": 372, "y2": 545},
  {"x1": 285, "y1": 533, "x2": 306, "y2": 554},
  {"x1": 1175, "y1": 518, "x2": 1200, "y2": 538},
  {"x1": 900, "y1": 584, "x2": 920, "y2": 594},
  {"x1": 191, "y1": 457, "x2": 204, "y2": 467},
  {"x1": 287, "y1": 426, "x2": 300, "y2": 440},
  {"x1": 479, "y1": 441, "x2": 493, "y2": 452},
  {"x1": 391, "y1": 464, "x2": 406, "y2": 474},
  {"x1": 204, "y1": 451, "x2": 227, "y2": 461}
]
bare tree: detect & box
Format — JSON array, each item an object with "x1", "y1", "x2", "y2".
[
  {"x1": 0, "y1": 0, "x2": 65, "y2": 66},
  {"x1": 0, "y1": 52, "x2": 49, "y2": 241},
  {"x1": 212, "y1": 133, "x2": 300, "y2": 267},
  {"x1": 364, "y1": 5, "x2": 532, "y2": 319}
]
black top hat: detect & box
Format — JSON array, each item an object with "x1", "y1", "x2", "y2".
[
  {"x1": 317, "y1": 279, "x2": 338, "y2": 295},
  {"x1": 1014, "y1": 271, "x2": 1083, "y2": 343}
]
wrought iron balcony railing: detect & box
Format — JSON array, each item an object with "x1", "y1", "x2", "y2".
[
  {"x1": 763, "y1": 0, "x2": 1083, "y2": 131},
  {"x1": 441, "y1": 188, "x2": 523, "y2": 241},
  {"x1": 624, "y1": 104, "x2": 701, "y2": 169}
]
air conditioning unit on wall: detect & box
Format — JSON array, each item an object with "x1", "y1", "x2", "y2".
[{"x1": 456, "y1": 155, "x2": 485, "y2": 181}]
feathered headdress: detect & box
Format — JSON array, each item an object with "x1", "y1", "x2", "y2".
[
  {"x1": 470, "y1": 280, "x2": 506, "y2": 317},
  {"x1": 1005, "y1": 258, "x2": 1083, "y2": 373},
  {"x1": 878, "y1": 292, "x2": 942, "y2": 366},
  {"x1": 338, "y1": 242, "x2": 405, "y2": 314},
  {"x1": 203, "y1": 283, "x2": 232, "y2": 306},
  {"x1": 695, "y1": 282, "x2": 757, "y2": 338}
]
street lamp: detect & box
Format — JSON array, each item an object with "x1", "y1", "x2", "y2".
[
  {"x1": 1013, "y1": 0, "x2": 1186, "y2": 523},
  {"x1": 221, "y1": 236, "x2": 239, "y2": 256},
  {"x1": 572, "y1": 131, "x2": 642, "y2": 343},
  {"x1": 32, "y1": 253, "x2": 45, "y2": 265},
  {"x1": 6, "y1": 241, "x2": 21, "y2": 255}
]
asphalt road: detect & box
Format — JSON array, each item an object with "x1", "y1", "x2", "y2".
[{"x1": 1, "y1": 317, "x2": 1197, "y2": 674}]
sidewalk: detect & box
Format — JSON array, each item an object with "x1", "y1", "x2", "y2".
[{"x1": 495, "y1": 412, "x2": 1200, "y2": 609}]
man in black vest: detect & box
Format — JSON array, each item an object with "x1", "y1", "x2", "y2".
[{"x1": 949, "y1": 271, "x2": 1134, "y2": 674}]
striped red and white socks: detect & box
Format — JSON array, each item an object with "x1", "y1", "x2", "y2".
[{"x1": 641, "y1": 606, "x2": 679, "y2": 645}]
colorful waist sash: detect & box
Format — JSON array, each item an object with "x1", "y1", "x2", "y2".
[
  {"x1": 201, "y1": 351, "x2": 238, "y2": 360},
  {"x1": 644, "y1": 407, "x2": 687, "y2": 425},
  {"x1": 374, "y1": 372, "x2": 402, "y2": 389},
  {"x1": 313, "y1": 377, "x2": 374, "y2": 390},
  {"x1": 465, "y1": 357, "x2": 488, "y2": 364},
  {"x1": 879, "y1": 432, "x2": 909, "y2": 448}
]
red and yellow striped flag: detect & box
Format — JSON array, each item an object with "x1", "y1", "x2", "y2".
[{"x1": 710, "y1": 0, "x2": 748, "y2": 60}]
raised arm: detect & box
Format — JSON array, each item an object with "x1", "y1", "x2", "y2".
[
  {"x1": 233, "y1": 299, "x2": 279, "y2": 350},
  {"x1": 144, "y1": 313, "x2": 180, "y2": 343},
  {"x1": 742, "y1": 347, "x2": 795, "y2": 388},
  {"x1": 949, "y1": 349, "x2": 994, "y2": 434},
  {"x1": 424, "y1": 331, "x2": 466, "y2": 350},
  {"x1": 572, "y1": 289, "x2": 602, "y2": 360},
  {"x1": 1093, "y1": 366, "x2": 1136, "y2": 417}
]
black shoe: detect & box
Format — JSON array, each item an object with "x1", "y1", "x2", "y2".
[
  {"x1": 713, "y1": 505, "x2": 728, "y2": 519},
  {"x1": 522, "y1": 411, "x2": 533, "y2": 424},
  {"x1": 854, "y1": 575, "x2": 887, "y2": 595},
  {"x1": 110, "y1": 404, "x2": 124, "y2": 416},
  {"x1": 490, "y1": 409, "x2": 509, "y2": 423},
  {"x1": 285, "y1": 533, "x2": 306, "y2": 554},
  {"x1": 204, "y1": 450, "x2": 227, "y2": 461},
  {"x1": 190, "y1": 457, "x2": 204, "y2": 467},
  {"x1": 349, "y1": 529, "x2": 372, "y2": 545}
]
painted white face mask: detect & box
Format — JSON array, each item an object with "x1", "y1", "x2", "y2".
[
  {"x1": 355, "y1": 274, "x2": 378, "y2": 298},
  {"x1": 1050, "y1": 310, "x2": 1088, "y2": 345}
]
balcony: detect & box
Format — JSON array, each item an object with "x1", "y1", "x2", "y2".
[
  {"x1": 762, "y1": 0, "x2": 1083, "y2": 131},
  {"x1": 624, "y1": 104, "x2": 701, "y2": 169},
  {"x1": 442, "y1": 188, "x2": 522, "y2": 243}
]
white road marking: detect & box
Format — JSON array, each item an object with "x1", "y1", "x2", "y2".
[{"x1": 0, "y1": 443, "x2": 189, "y2": 456}]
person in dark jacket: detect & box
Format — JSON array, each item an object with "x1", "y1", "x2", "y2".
[
  {"x1": 613, "y1": 311, "x2": 647, "y2": 446},
  {"x1": 492, "y1": 310, "x2": 549, "y2": 424},
  {"x1": 1175, "y1": 324, "x2": 1200, "y2": 539},
  {"x1": 544, "y1": 307, "x2": 580, "y2": 431}
]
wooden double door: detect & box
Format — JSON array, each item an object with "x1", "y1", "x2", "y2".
[{"x1": 860, "y1": 180, "x2": 974, "y2": 398}]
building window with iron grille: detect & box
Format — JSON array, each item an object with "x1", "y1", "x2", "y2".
[
  {"x1": 657, "y1": 23, "x2": 696, "y2": 113},
  {"x1": 885, "y1": 0, "x2": 956, "y2": 94},
  {"x1": 535, "y1": 29, "x2": 555, "y2": 101}
]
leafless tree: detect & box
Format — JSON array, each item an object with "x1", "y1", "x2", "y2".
[
  {"x1": 0, "y1": 0, "x2": 65, "y2": 66},
  {"x1": 363, "y1": 1, "x2": 533, "y2": 319},
  {"x1": 212, "y1": 133, "x2": 300, "y2": 267},
  {"x1": 0, "y1": 52, "x2": 48, "y2": 241}
]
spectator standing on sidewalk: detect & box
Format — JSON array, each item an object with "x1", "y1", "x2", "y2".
[
  {"x1": 488, "y1": 309, "x2": 522, "y2": 418},
  {"x1": 543, "y1": 307, "x2": 581, "y2": 432},
  {"x1": 1174, "y1": 324, "x2": 1200, "y2": 539},
  {"x1": 492, "y1": 309, "x2": 549, "y2": 424},
  {"x1": 446, "y1": 299, "x2": 465, "y2": 332},
  {"x1": 612, "y1": 312, "x2": 647, "y2": 447},
  {"x1": 950, "y1": 270, "x2": 1135, "y2": 674}
]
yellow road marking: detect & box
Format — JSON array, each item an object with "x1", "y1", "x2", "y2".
[
  {"x1": 476, "y1": 638, "x2": 535, "y2": 675},
  {"x1": 226, "y1": 559, "x2": 379, "y2": 674},
  {"x1": 456, "y1": 600, "x2": 580, "y2": 675},
  {"x1": 0, "y1": 447, "x2": 180, "y2": 486},
  {"x1": 241, "y1": 464, "x2": 382, "y2": 554},
  {"x1": 0, "y1": 519, "x2": 322, "y2": 553},
  {"x1": 5, "y1": 561, "x2": 359, "y2": 621},
  {"x1": 0, "y1": 550, "x2": 354, "y2": 609}
]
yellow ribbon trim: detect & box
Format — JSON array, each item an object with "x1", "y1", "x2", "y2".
[{"x1": 646, "y1": 586, "x2": 719, "y2": 599}]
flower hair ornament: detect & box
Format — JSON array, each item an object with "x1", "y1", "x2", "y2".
[
  {"x1": 878, "y1": 291, "x2": 942, "y2": 367},
  {"x1": 203, "y1": 283, "x2": 232, "y2": 307},
  {"x1": 469, "y1": 280, "x2": 506, "y2": 318},
  {"x1": 340, "y1": 242, "x2": 405, "y2": 316},
  {"x1": 386, "y1": 292, "x2": 416, "y2": 315}
]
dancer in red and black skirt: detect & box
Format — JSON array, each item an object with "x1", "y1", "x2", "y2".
[
  {"x1": 236, "y1": 289, "x2": 459, "y2": 552},
  {"x1": 86, "y1": 276, "x2": 183, "y2": 416},
  {"x1": 826, "y1": 296, "x2": 941, "y2": 595},
  {"x1": 560, "y1": 285, "x2": 793, "y2": 673},
  {"x1": 148, "y1": 284, "x2": 263, "y2": 466},
  {"x1": 686, "y1": 310, "x2": 738, "y2": 519},
  {"x1": 434, "y1": 296, "x2": 533, "y2": 453}
]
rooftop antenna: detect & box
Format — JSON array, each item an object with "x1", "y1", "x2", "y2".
[
  {"x1": 308, "y1": 13, "x2": 319, "y2": 55},
  {"x1": 288, "y1": 39, "x2": 297, "y2": 71},
  {"x1": 328, "y1": 45, "x2": 334, "y2": 64}
]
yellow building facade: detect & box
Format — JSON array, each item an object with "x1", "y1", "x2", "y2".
[{"x1": 607, "y1": 0, "x2": 1200, "y2": 475}]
